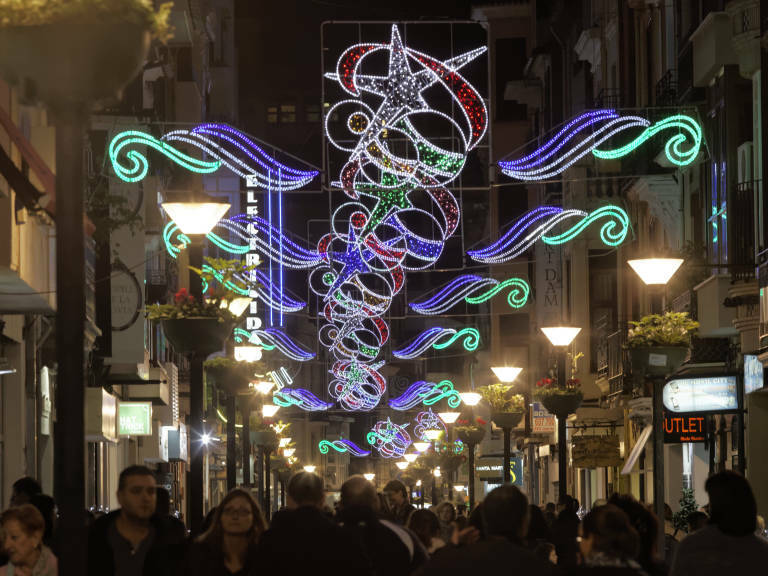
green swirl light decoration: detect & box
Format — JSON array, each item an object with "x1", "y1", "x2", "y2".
[
  {"x1": 592, "y1": 114, "x2": 701, "y2": 167},
  {"x1": 233, "y1": 328, "x2": 275, "y2": 351},
  {"x1": 541, "y1": 205, "x2": 629, "y2": 247},
  {"x1": 109, "y1": 131, "x2": 221, "y2": 183},
  {"x1": 432, "y1": 327, "x2": 480, "y2": 352},
  {"x1": 465, "y1": 278, "x2": 530, "y2": 309}
]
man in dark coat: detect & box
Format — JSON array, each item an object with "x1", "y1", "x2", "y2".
[
  {"x1": 424, "y1": 485, "x2": 559, "y2": 576},
  {"x1": 88, "y1": 466, "x2": 185, "y2": 576}
]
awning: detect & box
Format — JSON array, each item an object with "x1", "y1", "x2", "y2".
[{"x1": 621, "y1": 424, "x2": 652, "y2": 475}]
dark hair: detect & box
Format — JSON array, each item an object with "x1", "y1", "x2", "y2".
[
  {"x1": 1, "y1": 504, "x2": 45, "y2": 536},
  {"x1": 526, "y1": 504, "x2": 553, "y2": 543},
  {"x1": 687, "y1": 510, "x2": 709, "y2": 533},
  {"x1": 198, "y1": 488, "x2": 266, "y2": 551},
  {"x1": 608, "y1": 494, "x2": 659, "y2": 567},
  {"x1": 29, "y1": 494, "x2": 56, "y2": 544},
  {"x1": 558, "y1": 494, "x2": 579, "y2": 515},
  {"x1": 341, "y1": 475, "x2": 378, "y2": 509},
  {"x1": 383, "y1": 479, "x2": 408, "y2": 500},
  {"x1": 11, "y1": 477, "x2": 42, "y2": 502},
  {"x1": 582, "y1": 505, "x2": 640, "y2": 561},
  {"x1": 434, "y1": 502, "x2": 456, "y2": 524},
  {"x1": 544, "y1": 502, "x2": 556, "y2": 512},
  {"x1": 705, "y1": 471, "x2": 757, "y2": 536},
  {"x1": 407, "y1": 509, "x2": 441, "y2": 550},
  {"x1": 468, "y1": 502, "x2": 485, "y2": 539},
  {"x1": 482, "y1": 485, "x2": 529, "y2": 541},
  {"x1": 287, "y1": 472, "x2": 324, "y2": 507},
  {"x1": 118, "y1": 465, "x2": 156, "y2": 491}
]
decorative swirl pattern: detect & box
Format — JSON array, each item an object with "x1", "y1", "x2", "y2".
[
  {"x1": 410, "y1": 274, "x2": 530, "y2": 314},
  {"x1": 318, "y1": 439, "x2": 371, "y2": 457},
  {"x1": 367, "y1": 419, "x2": 411, "y2": 458},
  {"x1": 392, "y1": 327, "x2": 480, "y2": 360},
  {"x1": 468, "y1": 205, "x2": 629, "y2": 264},
  {"x1": 414, "y1": 409, "x2": 447, "y2": 441},
  {"x1": 233, "y1": 327, "x2": 274, "y2": 350},
  {"x1": 498, "y1": 111, "x2": 701, "y2": 181},
  {"x1": 273, "y1": 388, "x2": 332, "y2": 411},
  {"x1": 389, "y1": 380, "x2": 462, "y2": 411},
  {"x1": 328, "y1": 360, "x2": 387, "y2": 412},
  {"x1": 251, "y1": 328, "x2": 315, "y2": 362}
]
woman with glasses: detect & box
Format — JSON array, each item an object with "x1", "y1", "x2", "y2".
[{"x1": 184, "y1": 488, "x2": 267, "y2": 576}]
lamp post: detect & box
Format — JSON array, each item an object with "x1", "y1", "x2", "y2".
[
  {"x1": 161, "y1": 197, "x2": 230, "y2": 534},
  {"x1": 491, "y1": 366, "x2": 523, "y2": 484},
  {"x1": 541, "y1": 326, "x2": 581, "y2": 501},
  {"x1": 628, "y1": 257, "x2": 683, "y2": 560}
]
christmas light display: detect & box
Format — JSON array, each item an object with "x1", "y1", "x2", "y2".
[
  {"x1": 273, "y1": 388, "x2": 332, "y2": 411},
  {"x1": 468, "y1": 205, "x2": 629, "y2": 264},
  {"x1": 234, "y1": 327, "x2": 274, "y2": 350},
  {"x1": 367, "y1": 418, "x2": 412, "y2": 458},
  {"x1": 110, "y1": 124, "x2": 318, "y2": 189},
  {"x1": 389, "y1": 380, "x2": 462, "y2": 411},
  {"x1": 318, "y1": 439, "x2": 371, "y2": 457},
  {"x1": 392, "y1": 327, "x2": 480, "y2": 359},
  {"x1": 414, "y1": 409, "x2": 447, "y2": 442},
  {"x1": 498, "y1": 111, "x2": 701, "y2": 181},
  {"x1": 250, "y1": 328, "x2": 315, "y2": 362},
  {"x1": 409, "y1": 275, "x2": 530, "y2": 315},
  {"x1": 321, "y1": 25, "x2": 488, "y2": 408}
]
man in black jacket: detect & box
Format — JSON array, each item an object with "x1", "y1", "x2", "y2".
[
  {"x1": 424, "y1": 485, "x2": 559, "y2": 576},
  {"x1": 88, "y1": 466, "x2": 185, "y2": 576}
]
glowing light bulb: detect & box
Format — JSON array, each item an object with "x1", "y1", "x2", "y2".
[
  {"x1": 303, "y1": 465, "x2": 317, "y2": 474},
  {"x1": 363, "y1": 473, "x2": 375, "y2": 482}
]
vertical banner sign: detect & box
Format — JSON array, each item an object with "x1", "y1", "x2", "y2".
[
  {"x1": 245, "y1": 176, "x2": 263, "y2": 333},
  {"x1": 532, "y1": 401, "x2": 557, "y2": 434},
  {"x1": 535, "y1": 242, "x2": 563, "y2": 326}
]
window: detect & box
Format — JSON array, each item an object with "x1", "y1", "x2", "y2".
[
  {"x1": 266, "y1": 105, "x2": 278, "y2": 124},
  {"x1": 279, "y1": 104, "x2": 296, "y2": 123},
  {"x1": 305, "y1": 104, "x2": 321, "y2": 123}
]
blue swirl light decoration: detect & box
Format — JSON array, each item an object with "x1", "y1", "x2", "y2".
[
  {"x1": 367, "y1": 418, "x2": 412, "y2": 458},
  {"x1": 410, "y1": 275, "x2": 530, "y2": 315},
  {"x1": 389, "y1": 380, "x2": 462, "y2": 411},
  {"x1": 318, "y1": 438, "x2": 371, "y2": 457},
  {"x1": 319, "y1": 25, "x2": 488, "y2": 410},
  {"x1": 392, "y1": 327, "x2": 480, "y2": 360},
  {"x1": 497, "y1": 110, "x2": 701, "y2": 181},
  {"x1": 250, "y1": 328, "x2": 315, "y2": 362},
  {"x1": 273, "y1": 388, "x2": 332, "y2": 411},
  {"x1": 414, "y1": 409, "x2": 447, "y2": 441},
  {"x1": 468, "y1": 204, "x2": 630, "y2": 264}
]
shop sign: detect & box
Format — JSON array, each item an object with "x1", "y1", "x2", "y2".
[
  {"x1": 532, "y1": 402, "x2": 556, "y2": 434},
  {"x1": 476, "y1": 457, "x2": 524, "y2": 486},
  {"x1": 40, "y1": 366, "x2": 52, "y2": 436},
  {"x1": 161, "y1": 424, "x2": 189, "y2": 462},
  {"x1": 744, "y1": 355, "x2": 764, "y2": 395},
  {"x1": 662, "y1": 376, "x2": 738, "y2": 413},
  {"x1": 118, "y1": 402, "x2": 152, "y2": 436},
  {"x1": 571, "y1": 435, "x2": 622, "y2": 468},
  {"x1": 663, "y1": 413, "x2": 707, "y2": 443}
]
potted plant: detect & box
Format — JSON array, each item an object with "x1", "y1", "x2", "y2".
[
  {"x1": 534, "y1": 377, "x2": 583, "y2": 418},
  {"x1": 454, "y1": 415, "x2": 487, "y2": 445},
  {"x1": 147, "y1": 257, "x2": 254, "y2": 357},
  {"x1": 0, "y1": 0, "x2": 172, "y2": 104},
  {"x1": 479, "y1": 384, "x2": 526, "y2": 429},
  {"x1": 626, "y1": 312, "x2": 698, "y2": 377}
]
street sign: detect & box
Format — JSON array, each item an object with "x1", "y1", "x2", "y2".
[
  {"x1": 572, "y1": 435, "x2": 622, "y2": 468},
  {"x1": 532, "y1": 402, "x2": 556, "y2": 434},
  {"x1": 476, "y1": 456, "x2": 524, "y2": 486},
  {"x1": 118, "y1": 402, "x2": 152, "y2": 436},
  {"x1": 663, "y1": 412, "x2": 707, "y2": 443},
  {"x1": 662, "y1": 376, "x2": 738, "y2": 413},
  {"x1": 744, "y1": 355, "x2": 764, "y2": 395}
]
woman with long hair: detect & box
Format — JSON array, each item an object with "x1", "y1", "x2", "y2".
[
  {"x1": 0, "y1": 504, "x2": 58, "y2": 576},
  {"x1": 184, "y1": 488, "x2": 267, "y2": 576}
]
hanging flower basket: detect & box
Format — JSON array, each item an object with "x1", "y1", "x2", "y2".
[
  {"x1": 0, "y1": 18, "x2": 150, "y2": 104},
  {"x1": 205, "y1": 360, "x2": 254, "y2": 396},
  {"x1": 161, "y1": 317, "x2": 232, "y2": 357},
  {"x1": 251, "y1": 429, "x2": 279, "y2": 449},
  {"x1": 455, "y1": 425, "x2": 486, "y2": 445},
  {"x1": 491, "y1": 411, "x2": 524, "y2": 430},
  {"x1": 630, "y1": 346, "x2": 689, "y2": 378},
  {"x1": 534, "y1": 389, "x2": 583, "y2": 418}
]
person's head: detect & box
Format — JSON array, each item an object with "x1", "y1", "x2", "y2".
[
  {"x1": 557, "y1": 494, "x2": 578, "y2": 515},
  {"x1": 705, "y1": 471, "x2": 757, "y2": 536},
  {"x1": 340, "y1": 475, "x2": 379, "y2": 511},
  {"x1": 608, "y1": 494, "x2": 659, "y2": 565},
  {"x1": 407, "y1": 509, "x2": 441, "y2": 549},
  {"x1": 687, "y1": 510, "x2": 709, "y2": 533},
  {"x1": 199, "y1": 488, "x2": 266, "y2": 550},
  {"x1": 155, "y1": 487, "x2": 171, "y2": 516},
  {"x1": 383, "y1": 480, "x2": 408, "y2": 508},
  {"x1": 1, "y1": 504, "x2": 45, "y2": 567},
  {"x1": 544, "y1": 502, "x2": 556, "y2": 514},
  {"x1": 117, "y1": 466, "x2": 157, "y2": 522},
  {"x1": 29, "y1": 494, "x2": 56, "y2": 544},
  {"x1": 482, "y1": 485, "x2": 529, "y2": 542},
  {"x1": 664, "y1": 503, "x2": 673, "y2": 522},
  {"x1": 526, "y1": 504, "x2": 552, "y2": 543},
  {"x1": 580, "y1": 505, "x2": 639, "y2": 562},
  {"x1": 10, "y1": 477, "x2": 42, "y2": 507},
  {"x1": 434, "y1": 502, "x2": 456, "y2": 525},
  {"x1": 286, "y1": 472, "x2": 325, "y2": 509}
]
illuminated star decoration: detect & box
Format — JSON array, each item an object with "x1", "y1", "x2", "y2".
[
  {"x1": 414, "y1": 409, "x2": 447, "y2": 442},
  {"x1": 367, "y1": 418, "x2": 412, "y2": 458},
  {"x1": 321, "y1": 25, "x2": 488, "y2": 410}
]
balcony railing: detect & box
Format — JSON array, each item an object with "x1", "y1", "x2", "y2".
[
  {"x1": 733, "y1": 3, "x2": 759, "y2": 36},
  {"x1": 655, "y1": 69, "x2": 678, "y2": 106},
  {"x1": 592, "y1": 88, "x2": 622, "y2": 109},
  {"x1": 732, "y1": 181, "x2": 758, "y2": 282}
]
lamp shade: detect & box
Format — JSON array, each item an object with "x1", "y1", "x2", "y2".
[
  {"x1": 491, "y1": 366, "x2": 523, "y2": 383},
  {"x1": 438, "y1": 411, "x2": 460, "y2": 424},
  {"x1": 303, "y1": 465, "x2": 316, "y2": 473},
  {"x1": 395, "y1": 461, "x2": 409, "y2": 470},
  {"x1": 262, "y1": 404, "x2": 280, "y2": 418},
  {"x1": 404, "y1": 453, "x2": 418, "y2": 463},
  {"x1": 234, "y1": 345, "x2": 262, "y2": 363},
  {"x1": 161, "y1": 202, "x2": 230, "y2": 235},
  {"x1": 363, "y1": 473, "x2": 375, "y2": 481},
  {"x1": 628, "y1": 258, "x2": 684, "y2": 285},
  {"x1": 253, "y1": 381, "x2": 274, "y2": 395},
  {"x1": 283, "y1": 448, "x2": 296, "y2": 458},
  {"x1": 459, "y1": 392, "x2": 482, "y2": 406},
  {"x1": 413, "y1": 442, "x2": 431, "y2": 453},
  {"x1": 541, "y1": 326, "x2": 581, "y2": 346},
  {"x1": 424, "y1": 429, "x2": 443, "y2": 441}
]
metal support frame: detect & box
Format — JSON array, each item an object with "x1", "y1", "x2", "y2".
[{"x1": 188, "y1": 240, "x2": 204, "y2": 535}]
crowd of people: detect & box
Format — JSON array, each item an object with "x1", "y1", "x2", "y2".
[{"x1": 1, "y1": 467, "x2": 766, "y2": 575}]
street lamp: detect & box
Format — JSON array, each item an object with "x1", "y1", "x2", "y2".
[
  {"x1": 262, "y1": 404, "x2": 280, "y2": 418},
  {"x1": 459, "y1": 391, "x2": 482, "y2": 406},
  {"x1": 303, "y1": 465, "x2": 317, "y2": 474},
  {"x1": 491, "y1": 366, "x2": 523, "y2": 383},
  {"x1": 253, "y1": 380, "x2": 274, "y2": 395},
  {"x1": 628, "y1": 258, "x2": 684, "y2": 285},
  {"x1": 541, "y1": 325, "x2": 581, "y2": 501},
  {"x1": 438, "y1": 411, "x2": 460, "y2": 424},
  {"x1": 403, "y1": 453, "x2": 418, "y2": 463},
  {"x1": 413, "y1": 441, "x2": 431, "y2": 453},
  {"x1": 162, "y1": 195, "x2": 230, "y2": 535},
  {"x1": 396, "y1": 461, "x2": 409, "y2": 470},
  {"x1": 283, "y1": 448, "x2": 296, "y2": 458},
  {"x1": 363, "y1": 473, "x2": 376, "y2": 482}
]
